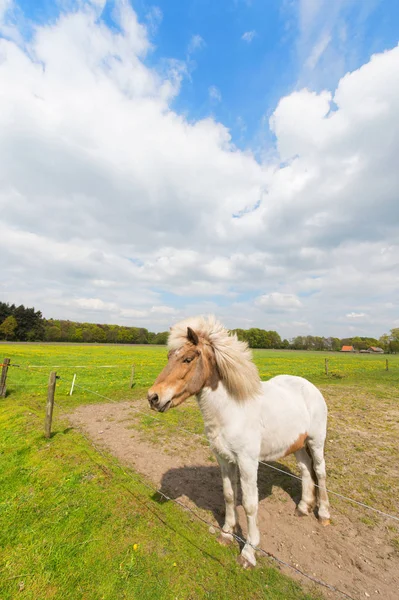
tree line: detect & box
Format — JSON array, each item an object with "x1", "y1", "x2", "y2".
[
  {"x1": 0, "y1": 301, "x2": 398, "y2": 352},
  {"x1": 0, "y1": 302, "x2": 168, "y2": 345},
  {"x1": 232, "y1": 328, "x2": 398, "y2": 353}
]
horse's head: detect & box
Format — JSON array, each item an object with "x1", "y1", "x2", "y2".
[{"x1": 147, "y1": 326, "x2": 219, "y2": 413}]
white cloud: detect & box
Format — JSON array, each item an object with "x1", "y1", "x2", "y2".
[
  {"x1": 0, "y1": 2, "x2": 398, "y2": 337},
  {"x1": 73, "y1": 298, "x2": 117, "y2": 312},
  {"x1": 305, "y1": 31, "x2": 331, "y2": 70},
  {"x1": 188, "y1": 34, "x2": 205, "y2": 54},
  {"x1": 208, "y1": 85, "x2": 222, "y2": 103},
  {"x1": 279, "y1": 320, "x2": 312, "y2": 333},
  {"x1": 204, "y1": 257, "x2": 232, "y2": 279},
  {"x1": 150, "y1": 305, "x2": 177, "y2": 315},
  {"x1": 145, "y1": 6, "x2": 163, "y2": 36},
  {"x1": 294, "y1": 0, "x2": 381, "y2": 89},
  {"x1": 242, "y1": 30, "x2": 256, "y2": 43},
  {"x1": 119, "y1": 308, "x2": 148, "y2": 319},
  {"x1": 256, "y1": 293, "x2": 302, "y2": 310},
  {"x1": 346, "y1": 312, "x2": 367, "y2": 319},
  {"x1": 297, "y1": 277, "x2": 323, "y2": 293},
  {"x1": 0, "y1": 0, "x2": 12, "y2": 17}
]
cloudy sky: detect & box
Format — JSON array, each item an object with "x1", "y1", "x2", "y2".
[{"x1": 0, "y1": 0, "x2": 398, "y2": 337}]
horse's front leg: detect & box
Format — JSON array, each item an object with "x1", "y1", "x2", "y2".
[
  {"x1": 215, "y1": 454, "x2": 238, "y2": 546},
  {"x1": 237, "y1": 457, "x2": 259, "y2": 568}
]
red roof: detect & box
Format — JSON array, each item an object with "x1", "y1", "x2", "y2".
[{"x1": 341, "y1": 345, "x2": 354, "y2": 351}]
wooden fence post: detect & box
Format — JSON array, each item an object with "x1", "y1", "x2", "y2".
[
  {"x1": 325, "y1": 358, "x2": 329, "y2": 376},
  {"x1": 386, "y1": 359, "x2": 389, "y2": 371},
  {"x1": 45, "y1": 371, "x2": 57, "y2": 439},
  {"x1": 129, "y1": 365, "x2": 135, "y2": 388},
  {"x1": 0, "y1": 358, "x2": 10, "y2": 398}
]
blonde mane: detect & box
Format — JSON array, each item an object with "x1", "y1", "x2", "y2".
[{"x1": 168, "y1": 315, "x2": 262, "y2": 402}]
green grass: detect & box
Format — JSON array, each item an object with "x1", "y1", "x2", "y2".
[{"x1": 0, "y1": 344, "x2": 332, "y2": 600}]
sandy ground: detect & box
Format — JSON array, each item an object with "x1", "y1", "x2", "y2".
[{"x1": 68, "y1": 401, "x2": 399, "y2": 600}]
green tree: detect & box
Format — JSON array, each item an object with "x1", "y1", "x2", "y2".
[
  {"x1": 389, "y1": 328, "x2": 399, "y2": 353},
  {"x1": 92, "y1": 325, "x2": 106, "y2": 343},
  {"x1": 71, "y1": 328, "x2": 83, "y2": 343},
  {"x1": 391, "y1": 328, "x2": 399, "y2": 341},
  {"x1": 105, "y1": 325, "x2": 119, "y2": 343},
  {"x1": 0, "y1": 302, "x2": 15, "y2": 324},
  {"x1": 292, "y1": 336, "x2": 306, "y2": 350},
  {"x1": 45, "y1": 325, "x2": 62, "y2": 341},
  {"x1": 0, "y1": 315, "x2": 17, "y2": 340},
  {"x1": 14, "y1": 305, "x2": 45, "y2": 341},
  {"x1": 378, "y1": 334, "x2": 390, "y2": 352},
  {"x1": 154, "y1": 331, "x2": 169, "y2": 345},
  {"x1": 117, "y1": 327, "x2": 134, "y2": 344}
]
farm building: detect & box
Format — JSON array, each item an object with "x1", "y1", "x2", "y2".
[
  {"x1": 341, "y1": 345, "x2": 355, "y2": 352},
  {"x1": 357, "y1": 347, "x2": 385, "y2": 354}
]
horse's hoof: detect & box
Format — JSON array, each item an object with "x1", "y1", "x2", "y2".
[
  {"x1": 217, "y1": 531, "x2": 235, "y2": 546},
  {"x1": 319, "y1": 517, "x2": 330, "y2": 527},
  {"x1": 295, "y1": 507, "x2": 309, "y2": 518},
  {"x1": 237, "y1": 554, "x2": 256, "y2": 569}
]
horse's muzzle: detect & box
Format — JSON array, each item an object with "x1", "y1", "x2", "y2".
[
  {"x1": 147, "y1": 392, "x2": 159, "y2": 410},
  {"x1": 147, "y1": 391, "x2": 172, "y2": 413}
]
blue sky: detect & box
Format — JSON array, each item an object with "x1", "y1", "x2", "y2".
[
  {"x1": 0, "y1": 0, "x2": 398, "y2": 336},
  {"x1": 11, "y1": 0, "x2": 399, "y2": 149}
]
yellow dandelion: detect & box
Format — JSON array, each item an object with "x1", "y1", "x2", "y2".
[{"x1": 133, "y1": 543, "x2": 138, "y2": 551}]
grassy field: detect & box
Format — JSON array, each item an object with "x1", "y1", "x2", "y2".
[{"x1": 1, "y1": 343, "x2": 399, "y2": 599}]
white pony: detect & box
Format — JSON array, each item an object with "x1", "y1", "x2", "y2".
[{"x1": 147, "y1": 315, "x2": 330, "y2": 568}]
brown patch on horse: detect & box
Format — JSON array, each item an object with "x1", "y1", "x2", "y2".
[
  {"x1": 167, "y1": 316, "x2": 262, "y2": 402},
  {"x1": 284, "y1": 432, "x2": 308, "y2": 457},
  {"x1": 171, "y1": 342, "x2": 220, "y2": 406},
  {"x1": 148, "y1": 334, "x2": 221, "y2": 409}
]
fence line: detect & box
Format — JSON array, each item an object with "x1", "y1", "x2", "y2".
[
  {"x1": 73, "y1": 382, "x2": 399, "y2": 524},
  {"x1": 8, "y1": 383, "x2": 48, "y2": 388},
  {"x1": 72, "y1": 410, "x2": 356, "y2": 600},
  {"x1": 5, "y1": 371, "x2": 397, "y2": 599},
  {"x1": 9, "y1": 370, "x2": 399, "y2": 524},
  {"x1": 27, "y1": 364, "x2": 131, "y2": 369}
]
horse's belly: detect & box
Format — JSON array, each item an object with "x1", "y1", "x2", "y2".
[
  {"x1": 259, "y1": 431, "x2": 307, "y2": 461},
  {"x1": 260, "y1": 443, "x2": 298, "y2": 462},
  {"x1": 258, "y1": 393, "x2": 310, "y2": 460}
]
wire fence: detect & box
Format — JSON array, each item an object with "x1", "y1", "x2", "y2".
[
  {"x1": 64, "y1": 393, "x2": 356, "y2": 600},
  {"x1": 72, "y1": 383, "x2": 399, "y2": 524},
  {"x1": 27, "y1": 364, "x2": 132, "y2": 369},
  {"x1": 4, "y1": 356, "x2": 398, "y2": 378},
  {"x1": 6, "y1": 363, "x2": 399, "y2": 524},
  {"x1": 4, "y1": 362, "x2": 399, "y2": 600}
]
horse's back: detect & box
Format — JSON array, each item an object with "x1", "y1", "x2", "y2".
[
  {"x1": 261, "y1": 375, "x2": 327, "y2": 438},
  {"x1": 265, "y1": 374, "x2": 325, "y2": 403}
]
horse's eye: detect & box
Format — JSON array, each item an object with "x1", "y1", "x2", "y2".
[{"x1": 183, "y1": 357, "x2": 193, "y2": 364}]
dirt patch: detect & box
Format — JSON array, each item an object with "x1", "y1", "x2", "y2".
[{"x1": 69, "y1": 401, "x2": 399, "y2": 600}]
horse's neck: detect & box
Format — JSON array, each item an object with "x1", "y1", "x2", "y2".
[{"x1": 196, "y1": 383, "x2": 238, "y2": 433}]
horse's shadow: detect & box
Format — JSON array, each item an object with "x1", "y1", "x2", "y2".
[{"x1": 158, "y1": 461, "x2": 302, "y2": 528}]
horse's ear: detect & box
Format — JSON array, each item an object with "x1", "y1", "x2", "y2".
[{"x1": 187, "y1": 327, "x2": 199, "y2": 345}]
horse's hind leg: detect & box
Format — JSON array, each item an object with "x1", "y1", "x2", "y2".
[
  {"x1": 216, "y1": 454, "x2": 238, "y2": 546},
  {"x1": 307, "y1": 438, "x2": 331, "y2": 526},
  {"x1": 294, "y1": 447, "x2": 316, "y2": 516}
]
